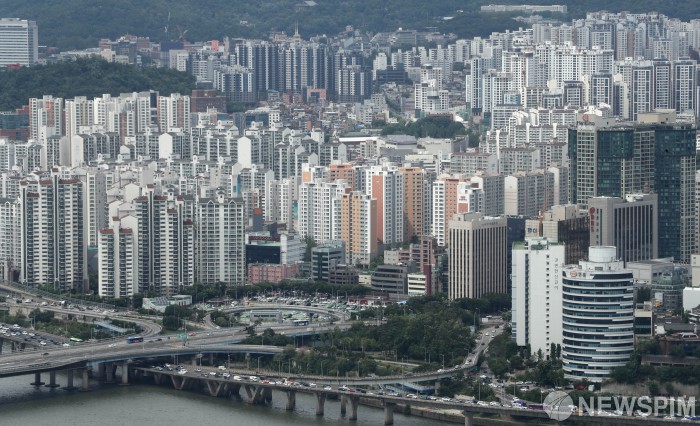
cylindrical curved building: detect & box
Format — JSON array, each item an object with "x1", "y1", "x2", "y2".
[{"x1": 561, "y1": 246, "x2": 634, "y2": 382}]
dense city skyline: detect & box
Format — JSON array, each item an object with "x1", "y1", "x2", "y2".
[{"x1": 1, "y1": 6, "x2": 700, "y2": 413}]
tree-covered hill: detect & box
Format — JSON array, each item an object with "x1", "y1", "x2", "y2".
[
  {"x1": 0, "y1": 57, "x2": 195, "y2": 110},
  {"x1": 380, "y1": 116, "x2": 467, "y2": 138},
  {"x1": 3, "y1": 1, "x2": 697, "y2": 51}
]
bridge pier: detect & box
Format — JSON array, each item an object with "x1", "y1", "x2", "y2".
[
  {"x1": 383, "y1": 402, "x2": 396, "y2": 425},
  {"x1": 153, "y1": 372, "x2": 164, "y2": 385},
  {"x1": 105, "y1": 363, "x2": 115, "y2": 383},
  {"x1": 435, "y1": 380, "x2": 441, "y2": 392},
  {"x1": 263, "y1": 387, "x2": 272, "y2": 403},
  {"x1": 0, "y1": 337, "x2": 3, "y2": 353},
  {"x1": 314, "y1": 392, "x2": 326, "y2": 416},
  {"x1": 205, "y1": 381, "x2": 229, "y2": 397},
  {"x1": 170, "y1": 375, "x2": 189, "y2": 390},
  {"x1": 45, "y1": 370, "x2": 60, "y2": 388},
  {"x1": 209, "y1": 353, "x2": 214, "y2": 365},
  {"x1": 120, "y1": 362, "x2": 129, "y2": 385},
  {"x1": 463, "y1": 411, "x2": 474, "y2": 426},
  {"x1": 80, "y1": 369, "x2": 90, "y2": 391},
  {"x1": 285, "y1": 390, "x2": 296, "y2": 411},
  {"x1": 340, "y1": 395, "x2": 346, "y2": 416},
  {"x1": 94, "y1": 363, "x2": 106, "y2": 380},
  {"x1": 63, "y1": 369, "x2": 77, "y2": 391},
  {"x1": 229, "y1": 383, "x2": 241, "y2": 398},
  {"x1": 244, "y1": 384, "x2": 265, "y2": 404},
  {"x1": 348, "y1": 396, "x2": 359, "y2": 421},
  {"x1": 30, "y1": 372, "x2": 45, "y2": 386}
]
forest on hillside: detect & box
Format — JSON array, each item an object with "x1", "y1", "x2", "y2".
[{"x1": 0, "y1": 57, "x2": 195, "y2": 110}]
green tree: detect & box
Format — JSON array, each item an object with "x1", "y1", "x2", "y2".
[
  {"x1": 636, "y1": 287, "x2": 652, "y2": 304},
  {"x1": 0, "y1": 57, "x2": 195, "y2": 110}
]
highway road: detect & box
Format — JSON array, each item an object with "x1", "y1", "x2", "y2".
[{"x1": 0, "y1": 281, "x2": 504, "y2": 388}]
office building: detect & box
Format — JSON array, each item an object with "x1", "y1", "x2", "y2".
[
  {"x1": 562, "y1": 246, "x2": 634, "y2": 382},
  {"x1": 512, "y1": 238, "x2": 566, "y2": 360},
  {"x1": 311, "y1": 241, "x2": 345, "y2": 282},
  {"x1": 371, "y1": 264, "x2": 408, "y2": 296},
  {"x1": 588, "y1": 194, "x2": 658, "y2": 262},
  {"x1": 569, "y1": 111, "x2": 695, "y2": 262},
  {"x1": 448, "y1": 213, "x2": 507, "y2": 299},
  {"x1": 0, "y1": 18, "x2": 38, "y2": 67}
]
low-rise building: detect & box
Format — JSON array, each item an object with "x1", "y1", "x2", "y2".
[
  {"x1": 247, "y1": 263, "x2": 301, "y2": 285},
  {"x1": 142, "y1": 295, "x2": 193, "y2": 313}
]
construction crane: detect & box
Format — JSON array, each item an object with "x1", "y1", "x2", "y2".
[
  {"x1": 164, "y1": 10, "x2": 171, "y2": 35},
  {"x1": 176, "y1": 25, "x2": 189, "y2": 42}
]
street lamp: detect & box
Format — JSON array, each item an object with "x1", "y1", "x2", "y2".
[
  {"x1": 321, "y1": 360, "x2": 325, "y2": 376},
  {"x1": 441, "y1": 354, "x2": 445, "y2": 370}
]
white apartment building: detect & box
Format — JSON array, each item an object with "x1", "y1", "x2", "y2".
[
  {"x1": 19, "y1": 172, "x2": 86, "y2": 292},
  {"x1": 297, "y1": 179, "x2": 346, "y2": 244},
  {"x1": 157, "y1": 93, "x2": 191, "y2": 133},
  {"x1": 504, "y1": 170, "x2": 554, "y2": 217},
  {"x1": 0, "y1": 197, "x2": 19, "y2": 281},
  {"x1": 98, "y1": 219, "x2": 136, "y2": 298},
  {"x1": 365, "y1": 165, "x2": 404, "y2": 246},
  {"x1": 29, "y1": 96, "x2": 63, "y2": 142},
  {"x1": 512, "y1": 238, "x2": 566, "y2": 360},
  {"x1": 128, "y1": 192, "x2": 194, "y2": 295},
  {"x1": 196, "y1": 194, "x2": 245, "y2": 285}
]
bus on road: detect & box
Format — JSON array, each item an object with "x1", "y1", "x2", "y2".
[{"x1": 126, "y1": 335, "x2": 144, "y2": 344}]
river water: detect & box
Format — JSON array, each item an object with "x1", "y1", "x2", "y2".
[{"x1": 0, "y1": 372, "x2": 449, "y2": 426}]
